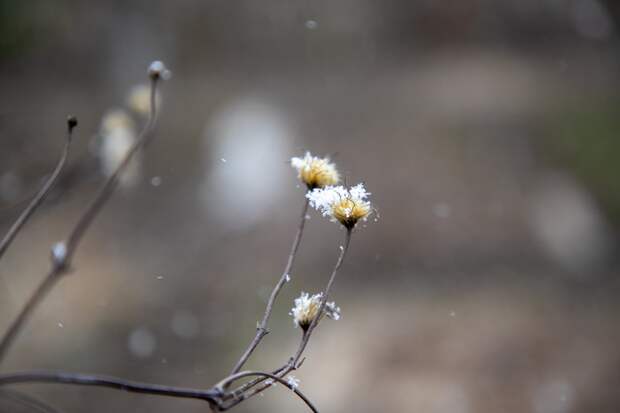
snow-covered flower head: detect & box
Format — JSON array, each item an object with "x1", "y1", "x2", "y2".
[
  {"x1": 290, "y1": 292, "x2": 340, "y2": 331},
  {"x1": 291, "y1": 152, "x2": 340, "y2": 189},
  {"x1": 307, "y1": 183, "x2": 372, "y2": 229}
]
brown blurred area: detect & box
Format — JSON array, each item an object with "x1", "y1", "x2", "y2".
[{"x1": 1, "y1": 1, "x2": 620, "y2": 412}]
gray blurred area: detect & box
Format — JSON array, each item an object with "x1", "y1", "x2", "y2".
[{"x1": 1, "y1": 1, "x2": 620, "y2": 412}]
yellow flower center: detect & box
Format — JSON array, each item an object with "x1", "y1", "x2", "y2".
[
  {"x1": 332, "y1": 198, "x2": 370, "y2": 228},
  {"x1": 299, "y1": 159, "x2": 339, "y2": 189},
  {"x1": 298, "y1": 300, "x2": 320, "y2": 330}
]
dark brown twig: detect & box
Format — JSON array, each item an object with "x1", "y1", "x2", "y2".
[
  {"x1": 0, "y1": 117, "x2": 77, "y2": 261},
  {"x1": 0, "y1": 371, "x2": 218, "y2": 403},
  {"x1": 229, "y1": 198, "x2": 310, "y2": 376},
  {"x1": 64, "y1": 75, "x2": 160, "y2": 259},
  {"x1": 0, "y1": 71, "x2": 163, "y2": 365}
]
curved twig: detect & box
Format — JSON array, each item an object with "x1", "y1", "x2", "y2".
[
  {"x1": 215, "y1": 371, "x2": 319, "y2": 413},
  {"x1": 0, "y1": 371, "x2": 218, "y2": 403},
  {"x1": 0, "y1": 117, "x2": 77, "y2": 261}
]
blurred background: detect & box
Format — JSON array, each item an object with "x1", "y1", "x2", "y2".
[{"x1": 1, "y1": 1, "x2": 620, "y2": 412}]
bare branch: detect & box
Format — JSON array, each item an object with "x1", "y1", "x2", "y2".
[
  {"x1": 0, "y1": 117, "x2": 77, "y2": 261},
  {"x1": 229, "y1": 198, "x2": 310, "y2": 376},
  {"x1": 0, "y1": 371, "x2": 219, "y2": 404},
  {"x1": 0, "y1": 67, "x2": 165, "y2": 365}
]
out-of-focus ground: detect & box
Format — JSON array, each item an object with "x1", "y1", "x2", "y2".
[{"x1": 1, "y1": 1, "x2": 620, "y2": 412}]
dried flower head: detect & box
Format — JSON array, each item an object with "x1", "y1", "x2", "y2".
[
  {"x1": 127, "y1": 84, "x2": 160, "y2": 116},
  {"x1": 101, "y1": 109, "x2": 134, "y2": 135},
  {"x1": 290, "y1": 292, "x2": 340, "y2": 331},
  {"x1": 291, "y1": 152, "x2": 339, "y2": 189},
  {"x1": 307, "y1": 183, "x2": 372, "y2": 229},
  {"x1": 99, "y1": 110, "x2": 141, "y2": 187}
]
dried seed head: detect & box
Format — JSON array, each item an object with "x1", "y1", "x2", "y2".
[
  {"x1": 291, "y1": 152, "x2": 339, "y2": 189},
  {"x1": 290, "y1": 292, "x2": 322, "y2": 331},
  {"x1": 307, "y1": 183, "x2": 372, "y2": 229},
  {"x1": 127, "y1": 84, "x2": 160, "y2": 116},
  {"x1": 290, "y1": 292, "x2": 340, "y2": 331}
]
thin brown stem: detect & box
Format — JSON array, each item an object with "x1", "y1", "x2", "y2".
[
  {"x1": 0, "y1": 71, "x2": 164, "y2": 365},
  {"x1": 223, "y1": 229, "x2": 353, "y2": 408},
  {"x1": 0, "y1": 117, "x2": 77, "y2": 261},
  {"x1": 0, "y1": 371, "x2": 219, "y2": 403},
  {"x1": 215, "y1": 371, "x2": 318, "y2": 413},
  {"x1": 229, "y1": 198, "x2": 310, "y2": 376},
  {"x1": 65, "y1": 76, "x2": 160, "y2": 259},
  {"x1": 291, "y1": 228, "x2": 352, "y2": 365}
]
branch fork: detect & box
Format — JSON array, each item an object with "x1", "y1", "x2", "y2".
[{"x1": 0, "y1": 62, "x2": 366, "y2": 413}]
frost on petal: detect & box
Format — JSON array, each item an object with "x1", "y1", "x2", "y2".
[
  {"x1": 290, "y1": 155, "x2": 306, "y2": 170},
  {"x1": 291, "y1": 152, "x2": 339, "y2": 189},
  {"x1": 349, "y1": 183, "x2": 370, "y2": 200},
  {"x1": 325, "y1": 301, "x2": 341, "y2": 321},
  {"x1": 290, "y1": 292, "x2": 342, "y2": 331},
  {"x1": 290, "y1": 292, "x2": 323, "y2": 330},
  {"x1": 307, "y1": 183, "x2": 373, "y2": 228}
]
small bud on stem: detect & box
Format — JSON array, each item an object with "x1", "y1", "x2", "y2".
[{"x1": 148, "y1": 61, "x2": 172, "y2": 81}]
